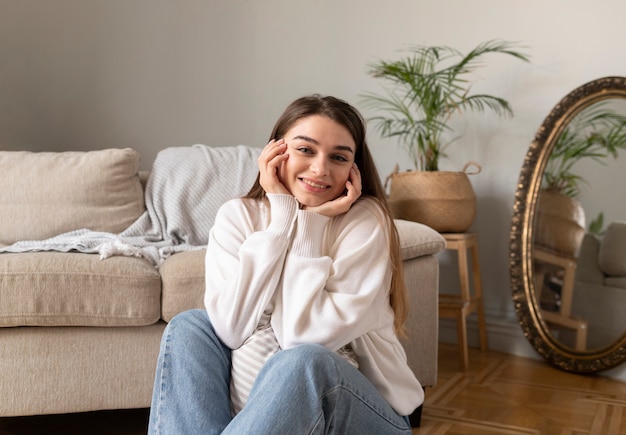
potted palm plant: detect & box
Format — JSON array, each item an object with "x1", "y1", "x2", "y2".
[
  {"x1": 536, "y1": 103, "x2": 626, "y2": 256},
  {"x1": 361, "y1": 40, "x2": 529, "y2": 232}
]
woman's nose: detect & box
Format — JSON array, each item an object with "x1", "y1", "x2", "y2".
[{"x1": 310, "y1": 157, "x2": 328, "y2": 175}]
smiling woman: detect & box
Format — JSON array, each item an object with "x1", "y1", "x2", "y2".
[{"x1": 147, "y1": 94, "x2": 422, "y2": 434}]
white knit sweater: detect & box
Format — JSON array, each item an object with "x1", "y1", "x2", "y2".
[{"x1": 204, "y1": 193, "x2": 423, "y2": 415}]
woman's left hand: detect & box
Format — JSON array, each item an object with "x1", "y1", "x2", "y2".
[{"x1": 304, "y1": 164, "x2": 362, "y2": 217}]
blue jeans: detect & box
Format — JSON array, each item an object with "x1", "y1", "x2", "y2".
[{"x1": 148, "y1": 309, "x2": 412, "y2": 434}]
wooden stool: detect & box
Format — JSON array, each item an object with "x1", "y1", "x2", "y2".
[
  {"x1": 439, "y1": 232, "x2": 488, "y2": 370},
  {"x1": 533, "y1": 247, "x2": 587, "y2": 350}
]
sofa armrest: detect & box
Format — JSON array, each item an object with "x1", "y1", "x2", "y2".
[
  {"x1": 393, "y1": 219, "x2": 444, "y2": 389},
  {"x1": 401, "y1": 253, "x2": 440, "y2": 388},
  {"x1": 575, "y1": 233, "x2": 604, "y2": 284},
  {"x1": 395, "y1": 219, "x2": 446, "y2": 260}
]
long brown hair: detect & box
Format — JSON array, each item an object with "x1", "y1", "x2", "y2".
[{"x1": 246, "y1": 94, "x2": 408, "y2": 335}]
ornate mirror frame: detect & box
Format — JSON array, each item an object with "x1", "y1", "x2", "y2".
[{"x1": 510, "y1": 76, "x2": 626, "y2": 373}]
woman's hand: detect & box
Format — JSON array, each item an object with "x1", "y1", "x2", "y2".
[
  {"x1": 258, "y1": 139, "x2": 290, "y2": 195},
  {"x1": 304, "y1": 163, "x2": 362, "y2": 217}
]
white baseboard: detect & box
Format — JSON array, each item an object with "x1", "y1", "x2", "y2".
[{"x1": 438, "y1": 315, "x2": 626, "y2": 382}]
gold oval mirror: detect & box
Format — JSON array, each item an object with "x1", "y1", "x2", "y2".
[{"x1": 510, "y1": 76, "x2": 626, "y2": 373}]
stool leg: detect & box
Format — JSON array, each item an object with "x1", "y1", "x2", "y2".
[
  {"x1": 575, "y1": 322, "x2": 588, "y2": 351},
  {"x1": 476, "y1": 304, "x2": 488, "y2": 351},
  {"x1": 470, "y1": 243, "x2": 488, "y2": 351},
  {"x1": 457, "y1": 243, "x2": 471, "y2": 302},
  {"x1": 456, "y1": 311, "x2": 469, "y2": 371}
]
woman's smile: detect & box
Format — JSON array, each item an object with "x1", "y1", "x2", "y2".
[{"x1": 300, "y1": 177, "x2": 331, "y2": 192}]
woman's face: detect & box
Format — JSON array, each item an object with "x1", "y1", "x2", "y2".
[{"x1": 279, "y1": 115, "x2": 356, "y2": 207}]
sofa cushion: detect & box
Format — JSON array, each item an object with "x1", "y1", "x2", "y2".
[
  {"x1": 160, "y1": 249, "x2": 206, "y2": 322},
  {"x1": 0, "y1": 252, "x2": 161, "y2": 327},
  {"x1": 0, "y1": 148, "x2": 144, "y2": 245},
  {"x1": 599, "y1": 221, "x2": 626, "y2": 277},
  {"x1": 394, "y1": 219, "x2": 446, "y2": 260}
]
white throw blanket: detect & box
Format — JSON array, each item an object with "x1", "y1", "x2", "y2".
[{"x1": 0, "y1": 144, "x2": 261, "y2": 266}]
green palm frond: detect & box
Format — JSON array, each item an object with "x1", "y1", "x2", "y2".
[
  {"x1": 543, "y1": 102, "x2": 626, "y2": 197},
  {"x1": 361, "y1": 40, "x2": 529, "y2": 170}
]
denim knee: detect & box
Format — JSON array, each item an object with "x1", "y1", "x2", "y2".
[
  {"x1": 168, "y1": 308, "x2": 209, "y2": 330},
  {"x1": 163, "y1": 309, "x2": 223, "y2": 355},
  {"x1": 268, "y1": 344, "x2": 341, "y2": 378},
  {"x1": 279, "y1": 343, "x2": 336, "y2": 362}
]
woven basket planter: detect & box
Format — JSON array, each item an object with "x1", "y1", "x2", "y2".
[
  {"x1": 387, "y1": 163, "x2": 479, "y2": 233},
  {"x1": 534, "y1": 189, "x2": 586, "y2": 257}
]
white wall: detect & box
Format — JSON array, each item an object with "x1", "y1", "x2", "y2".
[{"x1": 2, "y1": 0, "x2": 626, "y2": 375}]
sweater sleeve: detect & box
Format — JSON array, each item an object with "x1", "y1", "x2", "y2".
[
  {"x1": 204, "y1": 194, "x2": 298, "y2": 349},
  {"x1": 272, "y1": 198, "x2": 393, "y2": 350}
]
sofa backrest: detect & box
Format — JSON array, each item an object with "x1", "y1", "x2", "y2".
[{"x1": 0, "y1": 148, "x2": 145, "y2": 245}]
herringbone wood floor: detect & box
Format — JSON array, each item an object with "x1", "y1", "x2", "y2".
[
  {"x1": 416, "y1": 344, "x2": 626, "y2": 434},
  {"x1": 1, "y1": 344, "x2": 625, "y2": 434}
]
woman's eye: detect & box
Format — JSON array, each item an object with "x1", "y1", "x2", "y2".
[
  {"x1": 332, "y1": 155, "x2": 349, "y2": 162},
  {"x1": 297, "y1": 147, "x2": 313, "y2": 154}
]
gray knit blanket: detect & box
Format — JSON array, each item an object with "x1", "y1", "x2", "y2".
[{"x1": 0, "y1": 144, "x2": 261, "y2": 266}]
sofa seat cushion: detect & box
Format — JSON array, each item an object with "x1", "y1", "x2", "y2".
[
  {"x1": 160, "y1": 249, "x2": 206, "y2": 322},
  {"x1": 0, "y1": 252, "x2": 161, "y2": 327},
  {"x1": 0, "y1": 148, "x2": 145, "y2": 246}
]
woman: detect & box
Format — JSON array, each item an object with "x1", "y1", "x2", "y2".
[{"x1": 148, "y1": 95, "x2": 422, "y2": 434}]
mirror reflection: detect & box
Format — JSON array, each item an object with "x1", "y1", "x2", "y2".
[{"x1": 533, "y1": 98, "x2": 626, "y2": 352}]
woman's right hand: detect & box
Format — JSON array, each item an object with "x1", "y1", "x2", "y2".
[{"x1": 258, "y1": 139, "x2": 290, "y2": 195}]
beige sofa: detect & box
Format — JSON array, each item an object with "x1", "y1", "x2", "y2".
[
  {"x1": 571, "y1": 223, "x2": 626, "y2": 350},
  {"x1": 0, "y1": 147, "x2": 445, "y2": 420}
]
